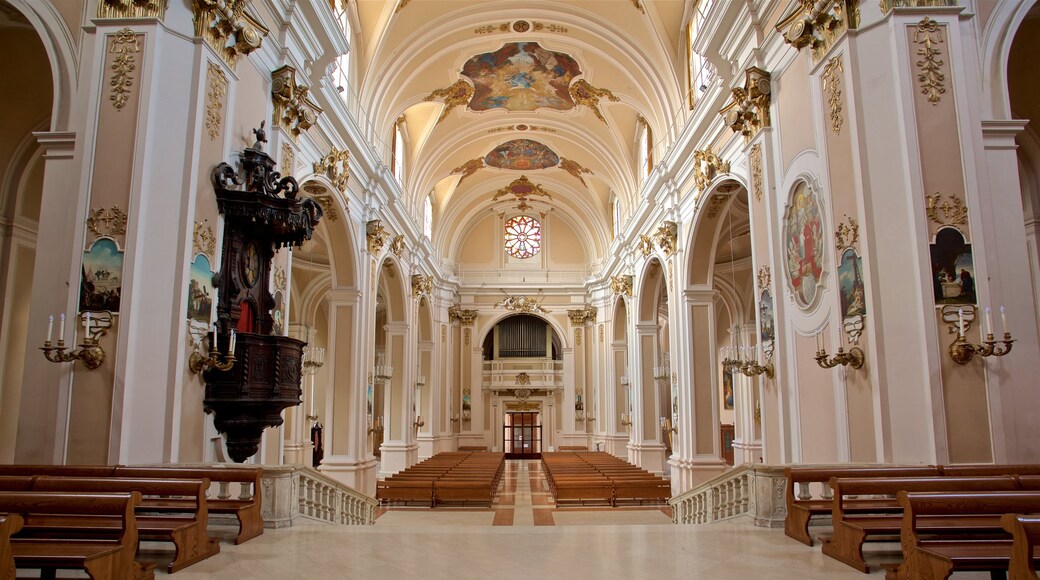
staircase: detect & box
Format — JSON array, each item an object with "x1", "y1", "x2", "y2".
[{"x1": 669, "y1": 463, "x2": 787, "y2": 526}]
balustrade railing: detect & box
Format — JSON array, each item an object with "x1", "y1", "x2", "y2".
[
  {"x1": 669, "y1": 464, "x2": 787, "y2": 527},
  {"x1": 260, "y1": 464, "x2": 378, "y2": 527}
]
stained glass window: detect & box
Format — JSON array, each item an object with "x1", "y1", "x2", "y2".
[{"x1": 504, "y1": 215, "x2": 542, "y2": 259}]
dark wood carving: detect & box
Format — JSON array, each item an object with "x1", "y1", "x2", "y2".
[{"x1": 204, "y1": 135, "x2": 322, "y2": 462}]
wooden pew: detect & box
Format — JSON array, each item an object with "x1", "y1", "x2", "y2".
[
  {"x1": 1002, "y1": 514, "x2": 1040, "y2": 580},
  {"x1": 784, "y1": 466, "x2": 939, "y2": 546},
  {"x1": 27, "y1": 477, "x2": 219, "y2": 573},
  {"x1": 821, "y1": 475, "x2": 1020, "y2": 572},
  {"x1": 888, "y1": 491, "x2": 1040, "y2": 580},
  {"x1": 0, "y1": 515, "x2": 23, "y2": 580},
  {"x1": 0, "y1": 491, "x2": 154, "y2": 580}
]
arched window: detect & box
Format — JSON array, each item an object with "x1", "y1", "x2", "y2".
[
  {"x1": 504, "y1": 215, "x2": 542, "y2": 259},
  {"x1": 423, "y1": 196, "x2": 433, "y2": 240},
  {"x1": 392, "y1": 120, "x2": 406, "y2": 184},
  {"x1": 637, "y1": 116, "x2": 652, "y2": 181},
  {"x1": 612, "y1": 196, "x2": 621, "y2": 239},
  {"x1": 687, "y1": 1, "x2": 717, "y2": 109},
  {"x1": 332, "y1": 1, "x2": 351, "y2": 98}
]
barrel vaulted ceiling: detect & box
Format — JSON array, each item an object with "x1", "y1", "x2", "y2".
[{"x1": 341, "y1": 0, "x2": 690, "y2": 263}]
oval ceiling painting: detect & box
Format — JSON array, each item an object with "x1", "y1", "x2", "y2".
[
  {"x1": 461, "y1": 42, "x2": 582, "y2": 112},
  {"x1": 484, "y1": 139, "x2": 560, "y2": 171}
]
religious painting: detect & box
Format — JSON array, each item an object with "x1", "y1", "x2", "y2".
[
  {"x1": 930, "y1": 227, "x2": 977, "y2": 305},
  {"x1": 271, "y1": 290, "x2": 285, "y2": 335},
  {"x1": 783, "y1": 181, "x2": 825, "y2": 309},
  {"x1": 484, "y1": 139, "x2": 560, "y2": 171},
  {"x1": 187, "y1": 254, "x2": 215, "y2": 323},
  {"x1": 80, "y1": 238, "x2": 123, "y2": 312},
  {"x1": 759, "y1": 288, "x2": 775, "y2": 344},
  {"x1": 461, "y1": 42, "x2": 582, "y2": 112},
  {"x1": 838, "y1": 248, "x2": 867, "y2": 318},
  {"x1": 722, "y1": 367, "x2": 734, "y2": 410},
  {"x1": 366, "y1": 382, "x2": 374, "y2": 418}
]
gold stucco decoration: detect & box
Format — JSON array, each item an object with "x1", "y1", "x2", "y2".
[
  {"x1": 926, "y1": 193, "x2": 968, "y2": 226},
  {"x1": 654, "y1": 221, "x2": 678, "y2": 257},
  {"x1": 775, "y1": 0, "x2": 860, "y2": 64},
  {"x1": 366, "y1": 220, "x2": 388, "y2": 254},
  {"x1": 281, "y1": 143, "x2": 295, "y2": 177},
  {"x1": 496, "y1": 294, "x2": 549, "y2": 314},
  {"x1": 463, "y1": 328, "x2": 471, "y2": 346},
  {"x1": 821, "y1": 56, "x2": 845, "y2": 134},
  {"x1": 390, "y1": 235, "x2": 406, "y2": 258},
  {"x1": 913, "y1": 17, "x2": 946, "y2": 106},
  {"x1": 311, "y1": 195, "x2": 338, "y2": 222},
  {"x1": 441, "y1": 324, "x2": 447, "y2": 343},
  {"x1": 313, "y1": 147, "x2": 350, "y2": 193},
  {"x1": 705, "y1": 194, "x2": 729, "y2": 219},
  {"x1": 192, "y1": 221, "x2": 216, "y2": 259},
  {"x1": 273, "y1": 266, "x2": 286, "y2": 292},
  {"x1": 575, "y1": 327, "x2": 582, "y2": 346},
  {"x1": 98, "y1": 0, "x2": 167, "y2": 20},
  {"x1": 411, "y1": 274, "x2": 433, "y2": 297},
  {"x1": 567, "y1": 304, "x2": 598, "y2": 325},
  {"x1": 448, "y1": 306, "x2": 478, "y2": 326},
  {"x1": 835, "y1": 215, "x2": 860, "y2": 252},
  {"x1": 205, "y1": 62, "x2": 228, "y2": 140},
  {"x1": 88, "y1": 206, "x2": 129, "y2": 239},
  {"x1": 693, "y1": 147, "x2": 731, "y2": 194},
  {"x1": 474, "y1": 23, "x2": 510, "y2": 34},
  {"x1": 452, "y1": 158, "x2": 485, "y2": 183},
  {"x1": 272, "y1": 65, "x2": 323, "y2": 141},
  {"x1": 109, "y1": 29, "x2": 141, "y2": 111},
  {"x1": 719, "y1": 67, "x2": 772, "y2": 144},
  {"x1": 610, "y1": 275, "x2": 633, "y2": 297},
  {"x1": 491, "y1": 175, "x2": 553, "y2": 203},
  {"x1": 880, "y1": 0, "x2": 956, "y2": 12},
  {"x1": 757, "y1": 266, "x2": 771, "y2": 291},
  {"x1": 192, "y1": 0, "x2": 268, "y2": 70},
  {"x1": 569, "y1": 80, "x2": 619, "y2": 124},
  {"x1": 750, "y1": 144, "x2": 764, "y2": 202},
  {"x1": 559, "y1": 158, "x2": 593, "y2": 187},
  {"x1": 533, "y1": 22, "x2": 568, "y2": 33},
  {"x1": 425, "y1": 80, "x2": 475, "y2": 124},
  {"x1": 599, "y1": 324, "x2": 604, "y2": 343},
  {"x1": 637, "y1": 235, "x2": 654, "y2": 257}
]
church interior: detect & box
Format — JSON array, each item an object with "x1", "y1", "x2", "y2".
[{"x1": 2, "y1": 0, "x2": 1040, "y2": 577}]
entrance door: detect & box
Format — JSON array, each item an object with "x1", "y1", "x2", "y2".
[{"x1": 503, "y1": 412, "x2": 541, "y2": 459}]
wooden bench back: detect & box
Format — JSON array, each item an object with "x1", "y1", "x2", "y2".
[
  {"x1": 0, "y1": 514, "x2": 23, "y2": 580},
  {"x1": 31, "y1": 477, "x2": 209, "y2": 526},
  {"x1": 940, "y1": 465, "x2": 1040, "y2": 477},
  {"x1": 0, "y1": 466, "x2": 116, "y2": 478},
  {"x1": 0, "y1": 476, "x2": 38, "y2": 491},
  {"x1": 1001, "y1": 514, "x2": 1040, "y2": 580},
  {"x1": 0, "y1": 491, "x2": 141, "y2": 546},
  {"x1": 830, "y1": 476, "x2": 1020, "y2": 519},
  {"x1": 787, "y1": 466, "x2": 939, "y2": 484}
]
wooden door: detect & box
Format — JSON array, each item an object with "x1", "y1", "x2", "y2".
[{"x1": 503, "y1": 412, "x2": 542, "y2": 459}]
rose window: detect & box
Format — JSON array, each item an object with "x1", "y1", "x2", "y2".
[{"x1": 504, "y1": 215, "x2": 542, "y2": 259}]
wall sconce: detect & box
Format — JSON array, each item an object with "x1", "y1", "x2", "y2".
[
  {"x1": 814, "y1": 331, "x2": 864, "y2": 369},
  {"x1": 41, "y1": 312, "x2": 113, "y2": 371},
  {"x1": 302, "y1": 346, "x2": 325, "y2": 423},
  {"x1": 658, "y1": 416, "x2": 677, "y2": 434},
  {"x1": 949, "y1": 305, "x2": 1014, "y2": 364},
  {"x1": 722, "y1": 345, "x2": 774, "y2": 378},
  {"x1": 189, "y1": 325, "x2": 237, "y2": 374},
  {"x1": 413, "y1": 415, "x2": 425, "y2": 434},
  {"x1": 367, "y1": 415, "x2": 384, "y2": 435},
  {"x1": 449, "y1": 413, "x2": 460, "y2": 424},
  {"x1": 620, "y1": 413, "x2": 632, "y2": 430}
]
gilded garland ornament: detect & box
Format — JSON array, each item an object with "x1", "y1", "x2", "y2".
[
  {"x1": 913, "y1": 17, "x2": 946, "y2": 105},
  {"x1": 821, "y1": 56, "x2": 845, "y2": 134},
  {"x1": 452, "y1": 158, "x2": 485, "y2": 183},
  {"x1": 109, "y1": 29, "x2": 141, "y2": 111},
  {"x1": 693, "y1": 148, "x2": 731, "y2": 194},
  {"x1": 192, "y1": 0, "x2": 268, "y2": 70},
  {"x1": 280, "y1": 143, "x2": 295, "y2": 177},
  {"x1": 313, "y1": 147, "x2": 349, "y2": 193},
  {"x1": 87, "y1": 206, "x2": 129, "y2": 239},
  {"x1": 390, "y1": 235, "x2": 406, "y2": 257},
  {"x1": 568, "y1": 80, "x2": 619, "y2": 124},
  {"x1": 705, "y1": 194, "x2": 728, "y2": 219},
  {"x1": 926, "y1": 193, "x2": 967, "y2": 226},
  {"x1": 273, "y1": 266, "x2": 286, "y2": 292},
  {"x1": 757, "y1": 266, "x2": 771, "y2": 291},
  {"x1": 610, "y1": 275, "x2": 633, "y2": 297},
  {"x1": 97, "y1": 0, "x2": 168, "y2": 19},
  {"x1": 750, "y1": 144, "x2": 764, "y2": 202},
  {"x1": 193, "y1": 222, "x2": 216, "y2": 260},
  {"x1": 411, "y1": 274, "x2": 433, "y2": 297},
  {"x1": 205, "y1": 62, "x2": 228, "y2": 140},
  {"x1": 425, "y1": 80, "x2": 475, "y2": 124},
  {"x1": 835, "y1": 215, "x2": 860, "y2": 252},
  {"x1": 637, "y1": 235, "x2": 654, "y2": 257},
  {"x1": 654, "y1": 221, "x2": 678, "y2": 257},
  {"x1": 310, "y1": 195, "x2": 338, "y2": 222},
  {"x1": 495, "y1": 294, "x2": 548, "y2": 314},
  {"x1": 366, "y1": 220, "x2": 388, "y2": 254}
]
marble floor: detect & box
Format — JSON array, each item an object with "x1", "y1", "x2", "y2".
[{"x1": 167, "y1": 461, "x2": 995, "y2": 579}]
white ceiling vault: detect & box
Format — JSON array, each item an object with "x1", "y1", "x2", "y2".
[{"x1": 341, "y1": 0, "x2": 691, "y2": 264}]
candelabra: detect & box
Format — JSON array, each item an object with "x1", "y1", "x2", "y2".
[
  {"x1": 302, "y1": 346, "x2": 325, "y2": 422},
  {"x1": 367, "y1": 415, "x2": 384, "y2": 435},
  {"x1": 620, "y1": 413, "x2": 632, "y2": 430},
  {"x1": 653, "y1": 353, "x2": 670, "y2": 381},
  {"x1": 658, "y1": 416, "x2": 677, "y2": 434},
  {"x1": 449, "y1": 413, "x2": 460, "y2": 424},
  {"x1": 189, "y1": 328, "x2": 237, "y2": 374},
  {"x1": 948, "y1": 306, "x2": 1015, "y2": 365},
  {"x1": 721, "y1": 345, "x2": 774, "y2": 378},
  {"x1": 813, "y1": 332, "x2": 864, "y2": 369},
  {"x1": 413, "y1": 415, "x2": 425, "y2": 434},
  {"x1": 373, "y1": 354, "x2": 393, "y2": 385},
  {"x1": 40, "y1": 312, "x2": 114, "y2": 371}
]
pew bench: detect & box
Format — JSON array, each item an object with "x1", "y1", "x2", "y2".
[
  {"x1": 376, "y1": 479, "x2": 436, "y2": 507},
  {"x1": 0, "y1": 491, "x2": 154, "y2": 580},
  {"x1": 885, "y1": 491, "x2": 1040, "y2": 580},
  {"x1": 784, "y1": 466, "x2": 939, "y2": 546},
  {"x1": 1002, "y1": 514, "x2": 1040, "y2": 580},
  {"x1": 0, "y1": 514, "x2": 23, "y2": 580},
  {"x1": 821, "y1": 475, "x2": 1021, "y2": 572}
]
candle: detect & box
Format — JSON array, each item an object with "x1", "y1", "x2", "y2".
[
  {"x1": 1000, "y1": 305, "x2": 1008, "y2": 336},
  {"x1": 59, "y1": 313, "x2": 65, "y2": 341},
  {"x1": 47, "y1": 315, "x2": 53, "y2": 342},
  {"x1": 985, "y1": 306, "x2": 993, "y2": 336},
  {"x1": 229, "y1": 330, "x2": 237, "y2": 353},
  {"x1": 308, "y1": 381, "x2": 314, "y2": 418},
  {"x1": 85, "y1": 312, "x2": 91, "y2": 333},
  {"x1": 958, "y1": 308, "x2": 964, "y2": 338},
  {"x1": 816, "y1": 331, "x2": 823, "y2": 353}
]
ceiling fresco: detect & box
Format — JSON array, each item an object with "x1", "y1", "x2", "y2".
[
  {"x1": 461, "y1": 42, "x2": 582, "y2": 112},
  {"x1": 484, "y1": 139, "x2": 560, "y2": 170}
]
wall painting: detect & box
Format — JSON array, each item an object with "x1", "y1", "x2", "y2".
[
  {"x1": 783, "y1": 181, "x2": 825, "y2": 309},
  {"x1": 187, "y1": 254, "x2": 215, "y2": 323},
  {"x1": 484, "y1": 139, "x2": 560, "y2": 170},
  {"x1": 930, "y1": 227, "x2": 976, "y2": 305},
  {"x1": 838, "y1": 248, "x2": 867, "y2": 318},
  {"x1": 80, "y1": 238, "x2": 123, "y2": 312},
  {"x1": 461, "y1": 42, "x2": 581, "y2": 112},
  {"x1": 722, "y1": 367, "x2": 734, "y2": 410}
]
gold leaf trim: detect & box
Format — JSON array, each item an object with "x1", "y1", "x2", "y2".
[
  {"x1": 313, "y1": 147, "x2": 350, "y2": 193},
  {"x1": 88, "y1": 206, "x2": 129, "y2": 238},
  {"x1": 424, "y1": 80, "x2": 475, "y2": 124},
  {"x1": 750, "y1": 144, "x2": 764, "y2": 201},
  {"x1": 569, "y1": 80, "x2": 620, "y2": 124},
  {"x1": 913, "y1": 17, "x2": 946, "y2": 106},
  {"x1": 205, "y1": 62, "x2": 228, "y2": 140},
  {"x1": 821, "y1": 56, "x2": 845, "y2": 134},
  {"x1": 926, "y1": 193, "x2": 967, "y2": 226},
  {"x1": 109, "y1": 29, "x2": 141, "y2": 111}
]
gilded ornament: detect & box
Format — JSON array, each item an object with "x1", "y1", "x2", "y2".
[
  {"x1": 98, "y1": 0, "x2": 167, "y2": 20},
  {"x1": 637, "y1": 235, "x2": 654, "y2": 257},
  {"x1": 835, "y1": 215, "x2": 860, "y2": 252},
  {"x1": 390, "y1": 235, "x2": 406, "y2": 257},
  {"x1": 532, "y1": 22, "x2": 568, "y2": 33},
  {"x1": 775, "y1": 0, "x2": 860, "y2": 63},
  {"x1": 87, "y1": 206, "x2": 129, "y2": 239},
  {"x1": 693, "y1": 147, "x2": 731, "y2": 194},
  {"x1": 610, "y1": 275, "x2": 633, "y2": 297},
  {"x1": 599, "y1": 325, "x2": 604, "y2": 343},
  {"x1": 559, "y1": 158, "x2": 593, "y2": 187},
  {"x1": 448, "y1": 306, "x2": 478, "y2": 325},
  {"x1": 272, "y1": 65, "x2": 323, "y2": 140},
  {"x1": 452, "y1": 158, "x2": 485, "y2": 183},
  {"x1": 313, "y1": 147, "x2": 350, "y2": 193},
  {"x1": 491, "y1": 175, "x2": 553, "y2": 203},
  {"x1": 273, "y1": 266, "x2": 286, "y2": 292},
  {"x1": 654, "y1": 221, "x2": 678, "y2": 257},
  {"x1": 575, "y1": 327, "x2": 582, "y2": 346},
  {"x1": 567, "y1": 304, "x2": 597, "y2": 325},
  {"x1": 424, "y1": 80, "x2": 475, "y2": 124},
  {"x1": 495, "y1": 294, "x2": 549, "y2": 314},
  {"x1": 757, "y1": 266, "x2": 771, "y2": 291},
  {"x1": 630, "y1": 0, "x2": 646, "y2": 14},
  {"x1": 705, "y1": 194, "x2": 728, "y2": 219},
  {"x1": 411, "y1": 274, "x2": 433, "y2": 297},
  {"x1": 205, "y1": 62, "x2": 228, "y2": 140},
  {"x1": 464, "y1": 328, "x2": 471, "y2": 346},
  {"x1": 193, "y1": 221, "x2": 216, "y2": 259},
  {"x1": 913, "y1": 17, "x2": 946, "y2": 105},
  {"x1": 311, "y1": 195, "x2": 338, "y2": 222},
  {"x1": 880, "y1": 0, "x2": 956, "y2": 12},
  {"x1": 474, "y1": 24, "x2": 509, "y2": 34},
  {"x1": 281, "y1": 143, "x2": 295, "y2": 177},
  {"x1": 926, "y1": 193, "x2": 967, "y2": 226},
  {"x1": 192, "y1": 0, "x2": 268, "y2": 70},
  {"x1": 366, "y1": 220, "x2": 388, "y2": 254},
  {"x1": 394, "y1": 0, "x2": 410, "y2": 13},
  {"x1": 568, "y1": 80, "x2": 619, "y2": 124},
  {"x1": 512, "y1": 20, "x2": 531, "y2": 33},
  {"x1": 108, "y1": 29, "x2": 141, "y2": 111},
  {"x1": 821, "y1": 56, "x2": 845, "y2": 134},
  {"x1": 515, "y1": 372, "x2": 531, "y2": 386},
  {"x1": 441, "y1": 324, "x2": 447, "y2": 343},
  {"x1": 719, "y1": 67, "x2": 772, "y2": 143},
  {"x1": 750, "y1": 144, "x2": 764, "y2": 201}
]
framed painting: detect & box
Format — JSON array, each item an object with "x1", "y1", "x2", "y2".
[
  {"x1": 930, "y1": 227, "x2": 977, "y2": 305},
  {"x1": 461, "y1": 42, "x2": 582, "y2": 112},
  {"x1": 723, "y1": 367, "x2": 734, "y2": 410},
  {"x1": 783, "y1": 181, "x2": 825, "y2": 309},
  {"x1": 187, "y1": 253, "x2": 215, "y2": 323},
  {"x1": 838, "y1": 248, "x2": 867, "y2": 318},
  {"x1": 80, "y1": 237, "x2": 123, "y2": 312}
]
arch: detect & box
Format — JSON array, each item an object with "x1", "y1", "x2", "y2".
[
  {"x1": 636, "y1": 257, "x2": 668, "y2": 323},
  {"x1": 476, "y1": 310, "x2": 568, "y2": 351},
  {"x1": 4, "y1": 0, "x2": 76, "y2": 132},
  {"x1": 980, "y1": 0, "x2": 1039, "y2": 120},
  {"x1": 298, "y1": 178, "x2": 358, "y2": 289},
  {"x1": 375, "y1": 254, "x2": 409, "y2": 324},
  {"x1": 416, "y1": 295, "x2": 432, "y2": 343},
  {"x1": 684, "y1": 179, "x2": 747, "y2": 287},
  {"x1": 612, "y1": 295, "x2": 629, "y2": 342}
]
